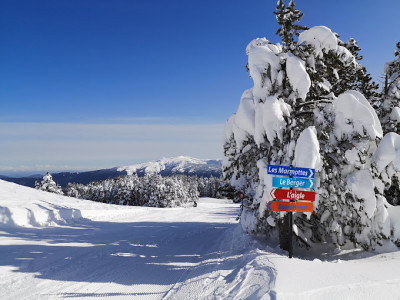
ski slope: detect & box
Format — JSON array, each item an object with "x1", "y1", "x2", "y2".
[{"x1": 1, "y1": 180, "x2": 400, "y2": 300}]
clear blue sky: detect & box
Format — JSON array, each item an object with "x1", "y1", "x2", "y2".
[{"x1": 1, "y1": 0, "x2": 399, "y2": 175}]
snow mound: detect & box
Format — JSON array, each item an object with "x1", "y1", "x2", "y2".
[
  {"x1": 298, "y1": 25, "x2": 338, "y2": 57},
  {"x1": 0, "y1": 180, "x2": 83, "y2": 227},
  {"x1": 225, "y1": 93, "x2": 291, "y2": 148},
  {"x1": 293, "y1": 126, "x2": 321, "y2": 171},
  {"x1": 347, "y1": 170, "x2": 376, "y2": 218},
  {"x1": 390, "y1": 107, "x2": 400, "y2": 122},
  {"x1": 256, "y1": 96, "x2": 291, "y2": 145},
  {"x1": 286, "y1": 52, "x2": 311, "y2": 100},
  {"x1": 246, "y1": 38, "x2": 282, "y2": 101},
  {"x1": 0, "y1": 180, "x2": 136, "y2": 228},
  {"x1": 374, "y1": 132, "x2": 400, "y2": 173},
  {"x1": 235, "y1": 89, "x2": 256, "y2": 137},
  {"x1": 336, "y1": 45, "x2": 355, "y2": 66},
  {"x1": 334, "y1": 90, "x2": 383, "y2": 140}
]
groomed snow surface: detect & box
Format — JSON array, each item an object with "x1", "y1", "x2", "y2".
[{"x1": 1, "y1": 180, "x2": 400, "y2": 300}]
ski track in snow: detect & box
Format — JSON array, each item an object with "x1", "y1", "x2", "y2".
[
  {"x1": 2, "y1": 180, "x2": 400, "y2": 299},
  {"x1": 0, "y1": 183, "x2": 276, "y2": 300}
]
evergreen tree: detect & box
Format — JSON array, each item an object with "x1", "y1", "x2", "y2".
[
  {"x1": 274, "y1": 0, "x2": 308, "y2": 49},
  {"x1": 332, "y1": 38, "x2": 379, "y2": 100},
  {"x1": 380, "y1": 42, "x2": 400, "y2": 135},
  {"x1": 65, "y1": 182, "x2": 83, "y2": 198},
  {"x1": 377, "y1": 42, "x2": 400, "y2": 206},
  {"x1": 36, "y1": 172, "x2": 64, "y2": 195},
  {"x1": 63, "y1": 173, "x2": 224, "y2": 208},
  {"x1": 223, "y1": 1, "x2": 391, "y2": 251}
]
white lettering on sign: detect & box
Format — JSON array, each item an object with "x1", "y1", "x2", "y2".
[
  {"x1": 286, "y1": 190, "x2": 305, "y2": 200},
  {"x1": 280, "y1": 178, "x2": 306, "y2": 187}
]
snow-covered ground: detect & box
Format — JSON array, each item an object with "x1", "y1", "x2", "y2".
[{"x1": 1, "y1": 180, "x2": 400, "y2": 300}]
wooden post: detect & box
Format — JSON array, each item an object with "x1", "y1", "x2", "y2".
[{"x1": 289, "y1": 211, "x2": 293, "y2": 258}]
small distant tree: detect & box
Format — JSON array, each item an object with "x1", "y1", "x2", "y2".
[{"x1": 35, "y1": 172, "x2": 64, "y2": 195}]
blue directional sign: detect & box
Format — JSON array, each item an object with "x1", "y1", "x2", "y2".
[
  {"x1": 272, "y1": 176, "x2": 314, "y2": 189},
  {"x1": 267, "y1": 165, "x2": 315, "y2": 179}
]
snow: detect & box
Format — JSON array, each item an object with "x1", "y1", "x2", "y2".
[
  {"x1": 226, "y1": 93, "x2": 291, "y2": 149},
  {"x1": 334, "y1": 90, "x2": 383, "y2": 140},
  {"x1": 390, "y1": 107, "x2": 400, "y2": 122},
  {"x1": 246, "y1": 38, "x2": 282, "y2": 101},
  {"x1": 347, "y1": 170, "x2": 376, "y2": 218},
  {"x1": 298, "y1": 26, "x2": 338, "y2": 58},
  {"x1": 292, "y1": 126, "x2": 321, "y2": 212},
  {"x1": 257, "y1": 96, "x2": 291, "y2": 145},
  {"x1": 118, "y1": 156, "x2": 220, "y2": 176},
  {"x1": 374, "y1": 132, "x2": 400, "y2": 173},
  {"x1": 293, "y1": 127, "x2": 321, "y2": 171},
  {"x1": 271, "y1": 249, "x2": 400, "y2": 300},
  {"x1": 2, "y1": 179, "x2": 400, "y2": 300},
  {"x1": 235, "y1": 89, "x2": 255, "y2": 137},
  {"x1": 256, "y1": 159, "x2": 273, "y2": 218},
  {"x1": 224, "y1": 114, "x2": 236, "y2": 141},
  {"x1": 388, "y1": 205, "x2": 400, "y2": 244},
  {"x1": 285, "y1": 53, "x2": 311, "y2": 100},
  {"x1": 376, "y1": 195, "x2": 391, "y2": 238},
  {"x1": 336, "y1": 45, "x2": 355, "y2": 66}
]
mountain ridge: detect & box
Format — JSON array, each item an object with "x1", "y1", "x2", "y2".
[{"x1": 1, "y1": 156, "x2": 222, "y2": 188}]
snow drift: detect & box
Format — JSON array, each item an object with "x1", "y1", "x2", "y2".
[{"x1": 0, "y1": 180, "x2": 139, "y2": 227}]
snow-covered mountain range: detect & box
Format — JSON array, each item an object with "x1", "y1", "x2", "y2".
[
  {"x1": 118, "y1": 156, "x2": 222, "y2": 177},
  {"x1": 1, "y1": 156, "x2": 222, "y2": 187}
]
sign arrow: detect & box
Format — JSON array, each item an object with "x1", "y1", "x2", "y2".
[
  {"x1": 270, "y1": 188, "x2": 276, "y2": 199},
  {"x1": 267, "y1": 165, "x2": 315, "y2": 179},
  {"x1": 272, "y1": 177, "x2": 314, "y2": 189},
  {"x1": 266, "y1": 201, "x2": 313, "y2": 212},
  {"x1": 270, "y1": 188, "x2": 315, "y2": 201}
]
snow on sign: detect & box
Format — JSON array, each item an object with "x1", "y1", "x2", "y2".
[
  {"x1": 270, "y1": 188, "x2": 315, "y2": 201},
  {"x1": 267, "y1": 201, "x2": 313, "y2": 213},
  {"x1": 267, "y1": 164, "x2": 315, "y2": 179},
  {"x1": 272, "y1": 176, "x2": 314, "y2": 189}
]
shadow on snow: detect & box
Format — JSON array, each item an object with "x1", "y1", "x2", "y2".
[{"x1": 0, "y1": 216, "x2": 276, "y2": 298}]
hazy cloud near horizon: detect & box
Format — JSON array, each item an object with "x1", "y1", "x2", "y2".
[{"x1": 0, "y1": 122, "x2": 224, "y2": 174}]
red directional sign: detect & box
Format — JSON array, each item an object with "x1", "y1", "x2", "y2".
[
  {"x1": 270, "y1": 188, "x2": 315, "y2": 202},
  {"x1": 267, "y1": 201, "x2": 313, "y2": 213}
]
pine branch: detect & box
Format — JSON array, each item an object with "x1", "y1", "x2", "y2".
[{"x1": 296, "y1": 100, "x2": 333, "y2": 109}]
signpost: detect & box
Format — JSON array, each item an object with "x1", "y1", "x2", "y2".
[
  {"x1": 270, "y1": 188, "x2": 315, "y2": 202},
  {"x1": 266, "y1": 201, "x2": 313, "y2": 213},
  {"x1": 272, "y1": 177, "x2": 314, "y2": 189},
  {"x1": 267, "y1": 165, "x2": 316, "y2": 259},
  {"x1": 267, "y1": 164, "x2": 314, "y2": 178}
]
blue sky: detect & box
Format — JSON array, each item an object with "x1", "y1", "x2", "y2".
[{"x1": 1, "y1": 0, "x2": 399, "y2": 175}]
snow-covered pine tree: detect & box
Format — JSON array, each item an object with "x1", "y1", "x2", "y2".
[
  {"x1": 223, "y1": 0, "x2": 392, "y2": 251},
  {"x1": 376, "y1": 42, "x2": 400, "y2": 206},
  {"x1": 274, "y1": 0, "x2": 308, "y2": 49},
  {"x1": 64, "y1": 183, "x2": 82, "y2": 198},
  {"x1": 36, "y1": 172, "x2": 64, "y2": 195},
  {"x1": 332, "y1": 38, "x2": 379, "y2": 100},
  {"x1": 381, "y1": 42, "x2": 400, "y2": 135}
]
